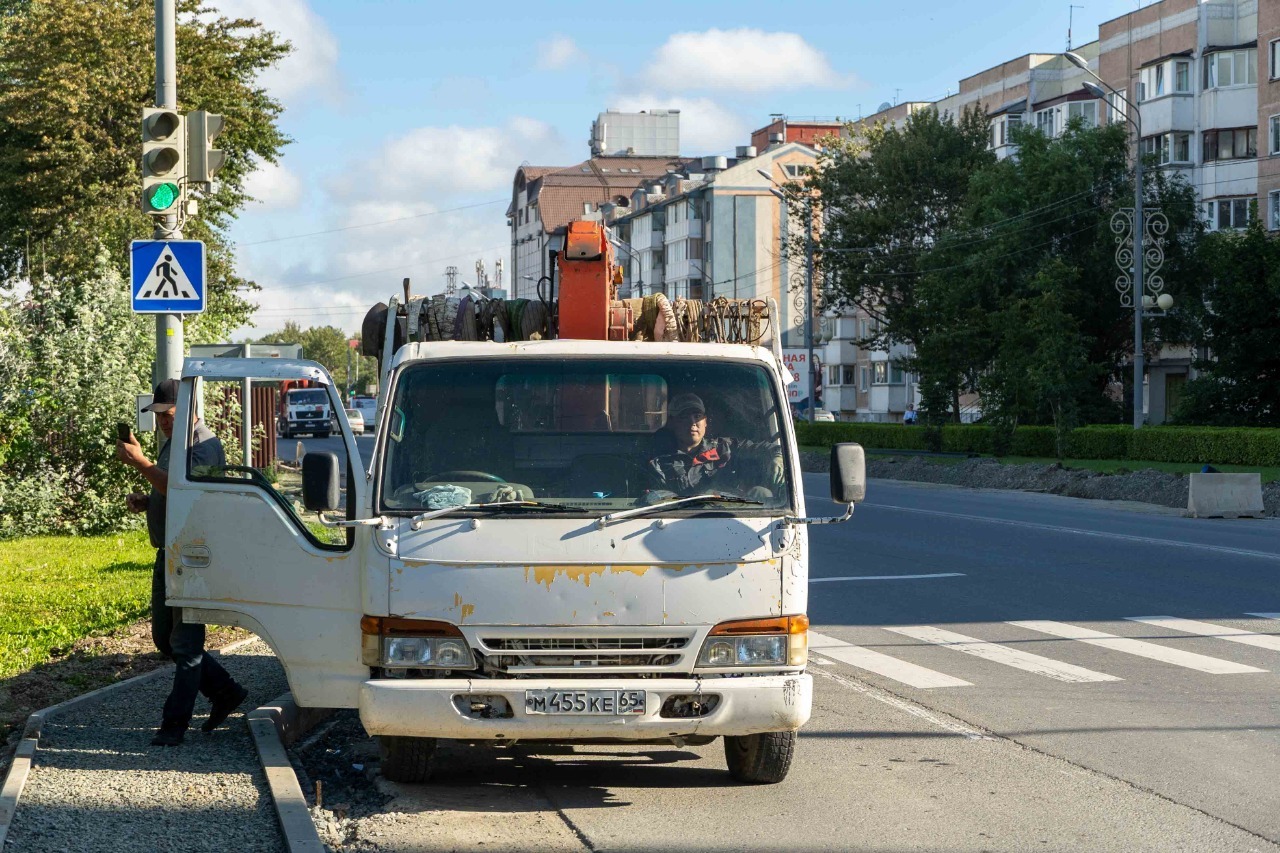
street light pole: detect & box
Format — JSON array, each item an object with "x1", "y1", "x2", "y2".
[
  {"x1": 762, "y1": 169, "x2": 818, "y2": 422},
  {"x1": 1067, "y1": 51, "x2": 1146, "y2": 428}
]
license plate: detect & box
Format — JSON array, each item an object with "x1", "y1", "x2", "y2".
[{"x1": 524, "y1": 689, "x2": 646, "y2": 715}]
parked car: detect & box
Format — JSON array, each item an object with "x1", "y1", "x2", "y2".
[
  {"x1": 349, "y1": 395, "x2": 377, "y2": 432},
  {"x1": 813, "y1": 408, "x2": 835, "y2": 422},
  {"x1": 343, "y1": 407, "x2": 364, "y2": 433}
]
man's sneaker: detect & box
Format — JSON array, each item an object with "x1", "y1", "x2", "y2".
[
  {"x1": 151, "y1": 724, "x2": 186, "y2": 747},
  {"x1": 201, "y1": 684, "x2": 249, "y2": 733}
]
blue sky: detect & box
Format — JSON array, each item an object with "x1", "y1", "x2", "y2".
[{"x1": 224, "y1": 0, "x2": 1148, "y2": 338}]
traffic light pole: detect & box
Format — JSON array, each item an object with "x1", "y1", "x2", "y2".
[{"x1": 153, "y1": 0, "x2": 183, "y2": 383}]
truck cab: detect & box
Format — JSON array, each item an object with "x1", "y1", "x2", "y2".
[{"x1": 163, "y1": 223, "x2": 863, "y2": 785}]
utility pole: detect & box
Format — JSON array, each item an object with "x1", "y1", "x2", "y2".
[
  {"x1": 804, "y1": 201, "x2": 816, "y2": 424},
  {"x1": 153, "y1": 0, "x2": 182, "y2": 383}
]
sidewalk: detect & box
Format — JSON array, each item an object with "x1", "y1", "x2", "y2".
[{"x1": 3, "y1": 639, "x2": 288, "y2": 853}]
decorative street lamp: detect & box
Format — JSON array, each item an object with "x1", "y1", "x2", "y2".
[{"x1": 1065, "y1": 51, "x2": 1174, "y2": 428}]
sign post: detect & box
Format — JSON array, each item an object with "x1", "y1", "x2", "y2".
[{"x1": 781, "y1": 348, "x2": 812, "y2": 415}]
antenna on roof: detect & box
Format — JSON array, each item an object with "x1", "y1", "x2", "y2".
[{"x1": 1068, "y1": 4, "x2": 1084, "y2": 50}]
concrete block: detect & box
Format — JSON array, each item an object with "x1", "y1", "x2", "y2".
[{"x1": 1187, "y1": 473, "x2": 1265, "y2": 519}]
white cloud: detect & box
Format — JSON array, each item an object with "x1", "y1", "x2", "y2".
[
  {"x1": 244, "y1": 158, "x2": 303, "y2": 209},
  {"x1": 332, "y1": 118, "x2": 568, "y2": 199},
  {"x1": 609, "y1": 95, "x2": 750, "y2": 155},
  {"x1": 644, "y1": 29, "x2": 853, "y2": 93},
  {"x1": 537, "y1": 35, "x2": 585, "y2": 70},
  {"x1": 215, "y1": 0, "x2": 339, "y2": 100}
]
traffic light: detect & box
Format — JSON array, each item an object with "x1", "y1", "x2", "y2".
[
  {"x1": 186, "y1": 110, "x2": 226, "y2": 190},
  {"x1": 141, "y1": 107, "x2": 185, "y2": 215}
]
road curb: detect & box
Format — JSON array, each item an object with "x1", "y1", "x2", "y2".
[
  {"x1": 247, "y1": 693, "x2": 333, "y2": 852},
  {"x1": 0, "y1": 635, "x2": 259, "y2": 849}
]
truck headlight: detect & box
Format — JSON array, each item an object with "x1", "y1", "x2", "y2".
[
  {"x1": 361, "y1": 616, "x2": 476, "y2": 670},
  {"x1": 696, "y1": 615, "x2": 808, "y2": 668}
]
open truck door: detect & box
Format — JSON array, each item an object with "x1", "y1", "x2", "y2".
[{"x1": 163, "y1": 358, "x2": 374, "y2": 708}]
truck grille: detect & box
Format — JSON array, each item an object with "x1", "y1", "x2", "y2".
[{"x1": 475, "y1": 633, "x2": 695, "y2": 674}]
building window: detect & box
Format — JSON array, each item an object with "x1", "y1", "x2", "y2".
[
  {"x1": 1270, "y1": 115, "x2": 1280, "y2": 156},
  {"x1": 1067, "y1": 101, "x2": 1097, "y2": 128},
  {"x1": 1271, "y1": 191, "x2": 1280, "y2": 231},
  {"x1": 842, "y1": 366, "x2": 857, "y2": 385},
  {"x1": 1175, "y1": 60, "x2": 1191, "y2": 93},
  {"x1": 1272, "y1": 39, "x2": 1280, "y2": 79},
  {"x1": 1205, "y1": 197, "x2": 1253, "y2": 231},
  {"x1": 1204, "y1": 48, "x2": 1257, "y2": 89},
  {"x1": 872, "y1": 362, "x2": 888, "y2": 384},
  {"x1": 1035, "y1": 108, "x2": 1056, "y2": 136},
  {"x1": 1140, "y1": 132, "x2": 1191, "y2": 165},
  {"x1": 1203, "y1": 127, "x2": 1258, "y2": 162},
  {"x1": 890, "y1": 364, "x2": 904, "y2": 384},
  {"x1": 1108, "y1": 90, "x2": 1127, "y2": 124},
  {"x1": 828, "y1": 365, "x2": 841, "y2": 386}
]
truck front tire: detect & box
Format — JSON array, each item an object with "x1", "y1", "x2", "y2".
[
  {"x1": 378, "y1": 735, "x2": 436, "y2": 783},
  {"x1": 724, "y1": 731, "x2": 796, "y2": 784}
]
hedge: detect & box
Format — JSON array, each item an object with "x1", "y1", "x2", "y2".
[{"x1": 794, "y1": 421, "x2": 1280, "y2": 467}]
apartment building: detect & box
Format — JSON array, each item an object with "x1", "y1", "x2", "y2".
[
  {"x1": 820, "y1": 0, "x2": 1270, "y2": 424},
  {"x1": 508, "y1": 110, "x2": 694, "y2": 301},
  {"x1": 609, "y1": 141, "x2": 819, "y2": 348}
]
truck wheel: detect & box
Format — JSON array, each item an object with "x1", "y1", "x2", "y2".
[
  {"x1": 317, "y1": 430, "x2": 331, "y2": 439},
  {"x1": 724, "y1": 731, "x2": 795, "y2": 784},
  {"x1": 378, "y1": 735, "x2": 436, "y2": 783}
]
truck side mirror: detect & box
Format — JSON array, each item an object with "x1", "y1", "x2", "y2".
[
  {"x1": 830, "y1": 443, "x2": 866, "y2": 504},
  {"x1": 302, "y1": 451, "x2": 341, "y2": 512}
]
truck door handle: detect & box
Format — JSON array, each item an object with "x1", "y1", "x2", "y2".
[{"x1": 179, "y1": 545, "x2": 211, "y2": 568}]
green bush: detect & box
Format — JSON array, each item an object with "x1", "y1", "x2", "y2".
[{"x1": 797, "y1": 421, "x2": 1280, "y2": 467}]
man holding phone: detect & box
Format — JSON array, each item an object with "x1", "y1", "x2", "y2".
[{"x1": 117, "y1": 378, "x2": 248, "y2": 747}]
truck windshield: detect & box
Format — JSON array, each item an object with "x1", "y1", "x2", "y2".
[
  {"x1": 288, "y1": 390, "x2": 327, "y2": 405},
  {"x1": 380, "y1": 358, "x2": 792, "y2": 515}
]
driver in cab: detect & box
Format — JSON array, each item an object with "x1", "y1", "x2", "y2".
[{"x1": 645, "y1": 393, "x2": 784, "y2": 502}]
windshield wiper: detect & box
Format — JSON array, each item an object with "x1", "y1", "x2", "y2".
[
  {"x1": 410, "y1": 500, "x2": 586, "y2": 529},
  {"x1": 596, "y1": 493, "x2": 763, "y2": 529}
]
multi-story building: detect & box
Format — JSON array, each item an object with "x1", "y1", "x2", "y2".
[
  {"x1": 608, "y1": 141, "x2": 820, "y2": 348},
  {"x1": 750, "y1": 116, "x2": 847, "y2": 152},
  {"x1": 820, "y1": 0, "x2": 1271, "y2": 424},
  {"x1": 508, "y1": 155, "x2": 693, "y2": 300}
]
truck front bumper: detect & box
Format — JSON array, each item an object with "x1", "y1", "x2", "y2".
[{"x1": 358, "y1": 674, "x2": 812, "y2": 740}]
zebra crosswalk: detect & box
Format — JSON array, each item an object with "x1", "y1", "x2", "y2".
[{"x1": 810, "y1": 614, "x2": 1280, "y2": 689}]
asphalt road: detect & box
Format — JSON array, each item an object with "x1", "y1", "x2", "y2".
[{"x1": 287, "y1": 442, "x2": 1280, "y2": 850}]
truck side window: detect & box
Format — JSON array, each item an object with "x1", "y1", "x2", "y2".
[{"x1": 188, "y1": 378, "x2": 352, "y2": 550}]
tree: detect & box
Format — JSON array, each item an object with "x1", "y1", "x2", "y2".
[
  {"x1": 0, "y1": 0, "x2": 290, "y2": 340},
  {"x1": 1173, "y1": 217, "x2": 1280, "y2": 426},
  {"x1": 252, "y1": 323, "x2": 379, "y2": 396},
  {"x1": 0, "y1": 255, "x2": 151, "y2": 537},
  {"x1": 806, "y1": 105, "x2": 994, "y2": 349},
  {"x1": 913, "y1": 120, "x2": 1202, "y2": 426}
]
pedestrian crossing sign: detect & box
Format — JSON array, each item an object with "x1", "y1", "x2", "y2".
[{"x1": 130, "y1": 240, "x2": 206, "y2": 314}]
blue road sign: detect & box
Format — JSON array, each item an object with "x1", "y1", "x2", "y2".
[{"x1": 130, "y1": 240, "x2": 206, "y2": 314}]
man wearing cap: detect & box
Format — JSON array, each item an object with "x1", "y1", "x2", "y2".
[
  {"x1": 645, "y1": 393, "x2": 785, "y2": 500},
  {"x1": 117, "y1": 379, "x2": 248, "y2": 747}
]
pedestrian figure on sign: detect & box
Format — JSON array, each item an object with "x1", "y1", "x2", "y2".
[
  {"x1": 154, "y1": 253, "x2": 178, "y2": 297},
  {"x1": 903, "y1": 404, "x2": 918, "y2": 425}
]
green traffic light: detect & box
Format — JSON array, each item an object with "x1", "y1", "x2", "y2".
[{"x1": 148, "y1": 182, "x2": 179, "y2": 211}]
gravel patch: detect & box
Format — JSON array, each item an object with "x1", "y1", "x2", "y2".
[
  {"x1": 802, "y1": 451, "x2": 1280, "y2": 516},
  {"x1": 5, "y1": 638, "x2": 289, "y2": 853}
]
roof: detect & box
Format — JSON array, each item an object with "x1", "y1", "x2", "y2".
[
  {"x1": 988, "y1": 97, "x2": 1027, "y2": 117},
  {"x1": 393, "y1": 339, "x2": 776, "y2": 369},
  {"x1": 521, "y1": 156, "x2": 698, "y2": 235}
]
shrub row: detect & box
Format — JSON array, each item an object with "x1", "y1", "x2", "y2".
[{"x1": 794, "y1": 421, "x2": 1280, "y2": 467}]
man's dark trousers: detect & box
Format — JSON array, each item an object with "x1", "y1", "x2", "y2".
[{"x1": 151, "y1": 551, "x2": 237, "y2": 726}]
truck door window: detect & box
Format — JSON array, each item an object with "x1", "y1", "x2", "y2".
[
  {"x1": 187, "y1": 378, "x2": 352, "y2": 549},
  {"x1": 380, "y1": 358, "x2": 792, "y2": 516}
]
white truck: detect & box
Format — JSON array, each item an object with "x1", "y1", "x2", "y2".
[
  {"x1": 278, "y1": 385, "x2": 333, "y2": 439},
  {"x1": 164, "y1": 222, "x2": 864, "y2": 784}
]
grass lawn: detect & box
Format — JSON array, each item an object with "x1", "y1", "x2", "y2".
[
  {"x1": 800, "y1": 445, "x2": 1280, "y2": 483},
  {"x1": 0, "y1": 530, "x2": 153, "y2": 680}
]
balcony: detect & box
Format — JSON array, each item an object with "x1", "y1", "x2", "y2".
[
  {"x1": 1136, "y1": 93, "x2": 1194, "y2": 137},
  {"x1": 665, "y1": 218, "x2": 703, "y2": 242}
]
